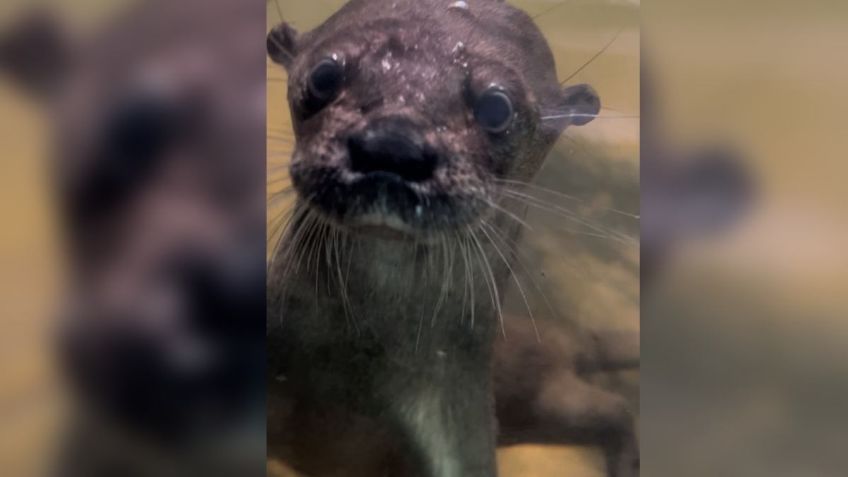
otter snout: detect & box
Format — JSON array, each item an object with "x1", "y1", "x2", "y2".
[{"x1": 347, "y1": 119, "x2": 437, "y2": 183}]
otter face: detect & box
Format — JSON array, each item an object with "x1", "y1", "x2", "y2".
[{"x1": 268, "y1": 0, "x2": 600, "y2": 240}]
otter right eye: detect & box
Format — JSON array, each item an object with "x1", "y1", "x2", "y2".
[
  {"x1": 474, "y1": 88, "x2": 514, "y2": 134},
  {"x1": 307, "y1": 58, "x2": 344, "y2": 105}
]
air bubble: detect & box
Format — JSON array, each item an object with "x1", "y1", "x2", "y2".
[{"x1": 448, "y1": 1, "x2": 469, "y2": 11}]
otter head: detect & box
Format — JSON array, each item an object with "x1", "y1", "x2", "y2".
[{"x1": 268, "y1": 0, "x2": 599, "y2": 240}]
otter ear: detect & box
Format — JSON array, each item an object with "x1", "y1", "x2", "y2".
[
  {"x1": 0, "y1": 10, "x2": 73, "y2": 100},
  {"x1": 560, "y1": 84, "x2": 601, "y2": 126},
  {"x1": 674, "y1": 146, "x2": 753, "y2": 238},
  {"x1": 267, "y1": 23, "x2": 299, "y2": 70}
]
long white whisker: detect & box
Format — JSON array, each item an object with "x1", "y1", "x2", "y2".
[
  {"x1": 480, "y1": 221, "x2": 539, "y2": 342},
  {"x1": 499, "y1": 189, "x2": 637, "y2": 245},
  {"x1": 540, "y1": 113, "x2": 639, "y2": 121},
  {"x1": 468, "y1": 226, "x2": 505, "y2": 339},
  {"x1": 495, "y1": 178, "x2": 640, "y2": 219}
]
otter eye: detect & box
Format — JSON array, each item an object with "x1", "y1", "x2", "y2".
[
  {"x1": 474, "y1": 88, "x2": 514, "y2": 134},
  {"x1": 307, "y1": 57, "x2": 344, "y2": 104}
]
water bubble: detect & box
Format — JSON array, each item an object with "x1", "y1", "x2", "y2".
[{"x1": 448, "y1": 1, "x2": 469, "y2": 12}]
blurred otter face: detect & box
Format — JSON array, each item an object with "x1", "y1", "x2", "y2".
[
  {"x1": 4, "y1": 0, "x2": 268, "y2": 439},
  {"x1": 271, "y1": 0, "x2": 600, "y2": 240}
]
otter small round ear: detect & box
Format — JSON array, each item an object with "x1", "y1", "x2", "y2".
[
  {"x1": 560, "y1": 84, "x2": 601, "y2": 126},
  {"x1": 0, "y1": 10, "x2": 73, "y2": 100},
  {"x1": 267, "y1": 23, "x2": 299, "y2": 70}
]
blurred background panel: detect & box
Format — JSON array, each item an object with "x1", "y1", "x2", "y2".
[
  {"x1": 2, "y1": 0, "x2": 267, "y2": 475},
  {"x1": 643, "y1": 1, "x2": 848, "y2": 476},
  {"x1": 0, "y1": 40, "x2": 63, "y2": 477},
  {"x1": 1, "y1": 3, "x2": 131, "y2": 473}
]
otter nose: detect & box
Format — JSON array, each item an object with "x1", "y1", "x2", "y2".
[{"x1": 348, "y1": 124, "x2": 436, "y2": 182}]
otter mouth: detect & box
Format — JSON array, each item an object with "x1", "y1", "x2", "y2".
[{"x1": 291, "y1": 162, "x2": 482, "y2": 241}]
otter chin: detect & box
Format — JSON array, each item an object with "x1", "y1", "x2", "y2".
[{"x1": 350, "y1": 223, "x2": 416, "y2": 241}]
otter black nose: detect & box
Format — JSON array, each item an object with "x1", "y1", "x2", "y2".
[{"x1": 348, "y1": 126, "x2": 436, "y2": 182}]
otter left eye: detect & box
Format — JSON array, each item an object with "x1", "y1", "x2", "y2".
[
  {"x1": 474, "y1": 88, "x2": 514, "y2": 134},
  {"x1": 307, "y1": 58, "x2": 344, "y2": 104}
]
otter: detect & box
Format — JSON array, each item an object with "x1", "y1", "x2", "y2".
[{"x1": 267, "y1": 1, "x2": 604, "y2": 476}]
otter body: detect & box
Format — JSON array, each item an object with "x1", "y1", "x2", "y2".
[
  {"x1": 267, "y1": 0, "x2": 600, "y2": 475},
  {"x1": 269, "y1": 237, "x2": 501, "y2": 476}
]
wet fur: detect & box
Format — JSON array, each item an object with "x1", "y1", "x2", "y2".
[{"x1": 267, "y1": 1, "x2": 608, "y2": 476}]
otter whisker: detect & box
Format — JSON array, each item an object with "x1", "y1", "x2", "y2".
[
  {"x1": 479, "y1": 220, "x2": 539, "y2": 343},
  {"x1": 267, "y1": 126, "x2": 294, "y2": 136},
  {"x1": 267, "y1": 194, "x2": 293, "y2": 223},
  {"x1": 284, "y1": 208, "x2": 310, "y2": 273},
  {"x1": 495, "y1": 178, "x2": 640, "y2": 219},
  {"x1": 453, "y1": 231, "x2": 469, "y2": 327},
  {"x1": 273, "y1": 205, "x2": 317, "y2": 325},
  {"x1": 267, "y1": 189, "x2": 295, "y2": 207},
  {"x1": 456, "y1": 230, "x2": 476, "y2": 329},
  {"x1": 540, "y1": 113, "x2": 639, "y2": 121},
  {"x1": 429, "y1": 233, "x2": 453, "y2": 329},
  {"x1": 268, "y1": 199, "x2": 303, "y2": 257},
  {"x1": 267, "y1": 28, "x2": 295, "y2": 67},
  {"x1": 468, "y1": 226, "x2": 505, "y2": 339},
  {"x1": 301, "y1": 210, "x2": 323, "y2": 275},
  {"x1": 498, "y1": 190, "x2": 611, "y2": 234},
  {"x1": 268, "y1": 132, "x2": 295, "y2": 139},
  {"x1": 315, "y1": 221, "x2": 331, "y2": 298},
  {"x1": 267, "y1": 217, "x2": 291, "y2": 262},
  {"x1": 287, "y1": 206, "x2": 317, "y2": 275},
  {"x1": 414, "y1": 309, "x2": 426, "y2": 354},
  {"x1": 323, "y1": 226, "x2": 334, "y2": 293},
  {"x1": 271, "y1": 0, "x2": 283, "y2": 23},
  {"x1": 482, "y1": 221, "x2": 565, "y2": 335},
  {"x1": 268, "y1": 140, "x2": 295, "y2": 148},
  {"x1": 271, "y1": 206, "x2": 296, "y2": 266},
  {"x1": 559, "y1": 26, "x2": 624, "y2": 86},
  {"x1": 531, "y1": 0, "x2": 572, "y2": 20},
  {"x1": 479, "y1": 195, "x2": 534, "y2": 231},
  {"x1": 266, "y1": 172, "x2": 292, "y2": 184},
  {"x1": 332, "y1": 228, "x2": 358, "y2": 333},
  {"x1": 498, "y1": 189, "x2": 637, "y2": 245}
]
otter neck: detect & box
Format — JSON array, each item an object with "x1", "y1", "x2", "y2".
[{"x1": 274, "y1": 222, "x2": 512, "y2": 351}]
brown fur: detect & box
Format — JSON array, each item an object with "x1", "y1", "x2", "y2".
[{"x1": 267, "y1": 1, "x2": 606, "y2": 476}]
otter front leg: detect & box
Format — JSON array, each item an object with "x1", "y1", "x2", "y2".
[
  {"x1": 536, "y1": 373, "x2": 639, "y2": 477},
  {"x1": 389, "y1": 357, "x2": 498, "y2": 477}
]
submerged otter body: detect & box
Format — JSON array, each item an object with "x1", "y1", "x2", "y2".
[{"x1": 267, "y1": 1, "x2": 601, "y2": 475}]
